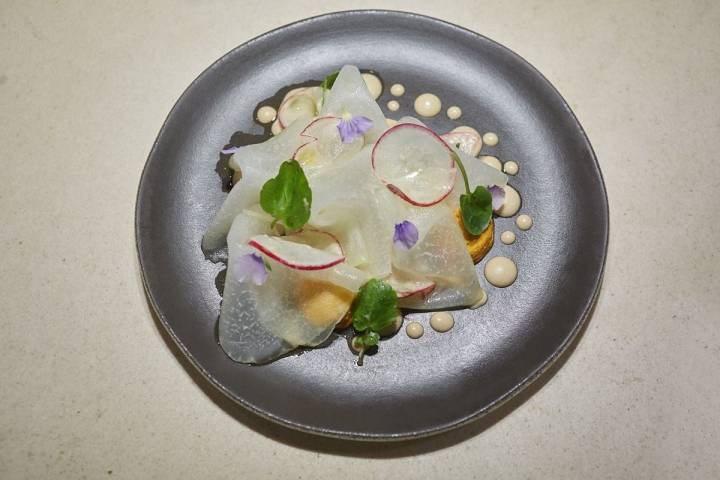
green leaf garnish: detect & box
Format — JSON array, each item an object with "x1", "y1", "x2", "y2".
[
  {"x1": 320, "y1": 70, "x2": 339, "y2": 91},
  {"x1": 350, "y1": 278, "x2": 399, "y2": 365},
  {"x1": 453, "y1": 152, "x2": 492, "y2": 235},
  {"x1": 460, "y1": 186, "x2": 493, "y2": 235},
  {"x1": 259, "y1": 160, "x2": 312, "y2": 231}
]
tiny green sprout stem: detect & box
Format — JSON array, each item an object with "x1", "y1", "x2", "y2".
[
  {"x1": 357, "y1": 348, "x2": 366, "y2": 366},
  {"x1": 453, "y1": 152, "x2": 471, "y2": 195}
]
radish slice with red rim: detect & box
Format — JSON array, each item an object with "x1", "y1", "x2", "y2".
[
  {"x1": 292, "y1": 115, "x2": 364, "y2": 171},
  {"x1": 440, "y1": 131, "x2": 482, "y2": 157},
  {"x1": 385, "y1": 274, "x2": 436, "y2": 298},
  {"x1": 248, "y1": 234, "x2": 345, "y2": 271},
  {"x1": 284, "y1": 228, "x2": 344, "y2": 257},
  {"x1": 371, "y1": 123, "x2": 457, "y2": 207}
]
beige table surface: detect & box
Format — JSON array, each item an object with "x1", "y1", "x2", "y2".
[{"x1": 2, "y1": 1, "x2": 719, "y2": 478}]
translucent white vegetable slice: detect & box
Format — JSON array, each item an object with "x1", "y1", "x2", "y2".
[
  {"x1": 281, "y1": 228, "x2": 344, "y2": 257},
  {"x1": 248, "y1": 234, "x2": 345, "y2": 271},
  {"x1": 385, "y1": 271, "x2": 436, "y2": 299},
  {"x1": 372, "y1": 123, "x2": 457, "y2": 207},
  {"x1": 392, "y1": 203, "x2": 483, "y2": 310},
  {"x1": 202, "y1": 119, "x2": 312, "y2": 254},
  {"x1": 320, "y1": 65, "x2": 387, "y2": 143},
  {"x1": 219, "y1": 218, "x2": 369, "y2": 363}
]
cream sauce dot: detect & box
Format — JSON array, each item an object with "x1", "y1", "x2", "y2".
[
  {"x1": 390, "y1": 83, "x2": 405, "y2": 96},
  {"x1": 503, "y1": 161, "x2": 519, "y2": 175},
  {"x1": 500, "y1": 230, "x2": 516, "y2": 244},
  {"x1": 516, "y1": 214, "x2": 533, "y2": 230},
  {"x1": 484, "y1": 256, "x2": 518, "y2": 287},
  {"x1": 483, "y1": 132, "x2": 499, "y2": 146},
  {"x1": 446, "y1": 106, "x2": 462, "y2": 120},
  {"x1": 380, "y1": 315, "x2": 403, "y2": 337},
  {"x1": 271, "y1": 119, "x2": 283, "y2": 135},
  {"x1": 497, "y1": 184, "x2": 521, "y2": 217},
  {"x1": 429, "y1": 312, "x2": 454, "y2": 332},
  {"x1": 256, "y1": 105, "x2": 276, "y2": 124},
  {"x1": 453, "y1": 125, "x2": 481, "y2": 137},
  {"x1": 361, "y1": 73, "x2": 383, "y2": 100},
  {"x1": 406, "y1": 321, "x2": 424, "y2": 339},
  {"x1": 470, "y1": 288, "x2": 488, "y2": 309},
  {"x1": 387, "y1": 100, "x2": 400, "y2": 111},
  {"x1": 479, "y1": 155, "x2": 502, "y2": 171},
  {"x1": 414, "y1": 93, "x2": 442, "y2": 117},
  {"x1": 386, "y1": 118, "x2": 398, "y2": 127},
  {"x1": 231, "y1": 168, "x2": 242, "y2": 185}
]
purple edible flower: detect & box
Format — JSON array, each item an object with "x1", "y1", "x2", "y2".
[
  {"x1": 489, "y1": 185, "x2": 505, "y2": 212},
  {"x1": 232, "y1": 252, "x2": 268, "y2": 285},
  {"x1": 337, "y1": 115, "x2": 373, "y2": 143},
  {"x1": 393, "y1": 220, "x2": 419, "y2": 250},
  {"x1": 221, "y1": 146, "x2": 241, "y2": 155}
]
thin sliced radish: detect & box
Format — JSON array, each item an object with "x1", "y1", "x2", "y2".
[
  {"x1": 292, "y1": 115, "x2": 363, "y2": 170},
  {"x1": 284, "y1": 229, "x2": 344, "y2": 257},
  {"x1": 441, "y1": 131, "x2": 482, "y2": 157},
  {"x1": 386, "y1": 274, "x2": 436, "y2": 298},
  {"x1": 248, "y1": 234, "x2": 345, "y2": 271},
  {"x1": 371, "y1": 123, "x2": 457, "y2": 207}
]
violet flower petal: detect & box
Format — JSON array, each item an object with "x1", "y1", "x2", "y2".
[
  {"x1": 489, "y1": 185, "x2": 505, "y2": 212},
  {"x1": 221, "y1": 146, "x2": 241, "y2": 155},
  {"x1": 393, "y1": 220, "x2": 419, "y2": 250},
  {"x1": 232, "y1": 252, "x2": 268, "y2": 285},
  {"x1": 337, "y1": 116, "x2": 373, "y2": 143}
]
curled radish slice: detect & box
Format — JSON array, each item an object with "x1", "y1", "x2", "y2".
[
  {"x1": 441, "y1": 130, "x2": 482, "y2": 157},
  {"x1": 292, "y1": 116, "x2": 364, "y2": 172},
  {"x1": 284, "y1": 228, "x2": 344, "y2": 257},
  {"x1": 371, "y1": 123, "x2": 457, "y2": 207},
  {"x1": 385, "y1": 274, "x2": 436, "y2": 298},
  {"x1": 248, "y1": 234, "x2": 345, "y2": 271}
]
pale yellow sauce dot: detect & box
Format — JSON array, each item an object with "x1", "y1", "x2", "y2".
[
  {"x1": 484, "y1": 256, "x2": 518, "y2": 288},
  {"x1": 386, "y1": 118, "x2": 398, "y2": 127},
  {"x1": 390, "y1": 83, "x2": 405, "y2": 96},
  {"x1": 470, "y1": 288, "x2": 488, "y2": 309},
  {"x1": 256, "y1": 105, "x2": 276, "y2": 124},
  {"x1": 479, "y1": 155, "x2": 502, "y2": 171},
  {"x1": 503, "y1": 161, "x2": 519, "y2": 175},
  {"x1": 453, "y1": 125, "x2": 481, "y2": 137},
  {"x1": 406, "y1": 321, "x2": 424, "y2": 339},
  {"x1": 414, "y1": 93, "x2": 442, "y2": 117},
  {"x1": 516, "y1": 214, "x2": 533, "y2": 230},
  {"x1": 497, "y1": 184, "x2": 521, "y2": 217},
  {"x1": 271, "y1": 119, "x2": 283, "y2": 135},
  {"x1": 447, "y1": 106, "x2": 462, "y2": 120},
  {"x1": 500, "y1": 230, "x2": 516, "y2": 245},
  {"x1": 362, "y1": 73, "x2": 383, "y2": 100},
  {"x1": 483, "y1": 132, "x2": 499, "y2": 146},
  {"x1": 429, "y1": 312, "x2": 454, "y2": 332},
  {"x1": 387, "y1": 100, "x2": 400, "y2": 112}
]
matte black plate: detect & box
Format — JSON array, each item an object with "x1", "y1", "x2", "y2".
[{"x1": 136, "y1": 10, "x2": 608, "y2": 440}]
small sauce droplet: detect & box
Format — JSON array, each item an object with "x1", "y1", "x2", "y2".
[
  {"x1": 387, "y1": 100, "x2": 400, "y2": 111},
  {"x1": 390, "y1": 83, "x2": 405, "y2": 96},
  {"x1": 451, "y1": 126, "x2": 483, "y2": 156},
  {"x1": 497, "y1": 185, "x2": 521, "y2": 217},
  {"x1": 406, "y1": 321, "x2": 424, "y2": 339},
  {"x1": 516, "y1": 214, "x2": 533, "y2": 230},
  {"x1": 361, "y1": 73, "x2": 383, "y2": 100},
  {"x1": 429, "y1": 312, "x2": 454, "y2": 332},
  {"x1": 271, "y1": 119, "x2": 283, "y2": 135},
  {"x1": 483, "y1": 132, "x2": 499, "y2": 146},
  {"x1": 386, "y1": 118, "x2": 398, "y2": 127},
  {"x1": 256, "y1": 106, "x2": 276, "y2": 124},
  {"x1": 414, "y1": 93, "x2": 442, "y2": 117},
  {"x1": 470, "y1": 288, "x2": 488, "y2": 309},
  {"x1": 503, "y1": 161, "x2": 519, "y2": 175},
  {"x1": 479, "y1": 155, "x2": 502, "y2": 171},
  {"x1": 500, "y1": 230, "x2": 516, "y2": 244},
  {"x1": 446, "y1": 106, "x2": 462, "y2": 120},
  {"x1": 484, "y1": 256, "x2": 518, "y2": 287}
]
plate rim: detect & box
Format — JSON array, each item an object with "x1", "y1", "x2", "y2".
[{"x1": 135, "y1": 9, "x2": 609, "y2": 441}]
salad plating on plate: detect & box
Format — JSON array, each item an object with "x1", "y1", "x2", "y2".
[{"x1": 203, "y1": 65, "x2": 532, "y2": 365}]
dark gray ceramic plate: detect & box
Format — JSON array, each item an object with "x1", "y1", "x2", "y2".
[{"x1": 136, "y1": 10, "x2": 608, "y2": 440}]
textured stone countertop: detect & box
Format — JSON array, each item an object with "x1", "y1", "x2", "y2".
[{"x1": 1, "y1": 1, "x2": 719, "y2": 478}]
